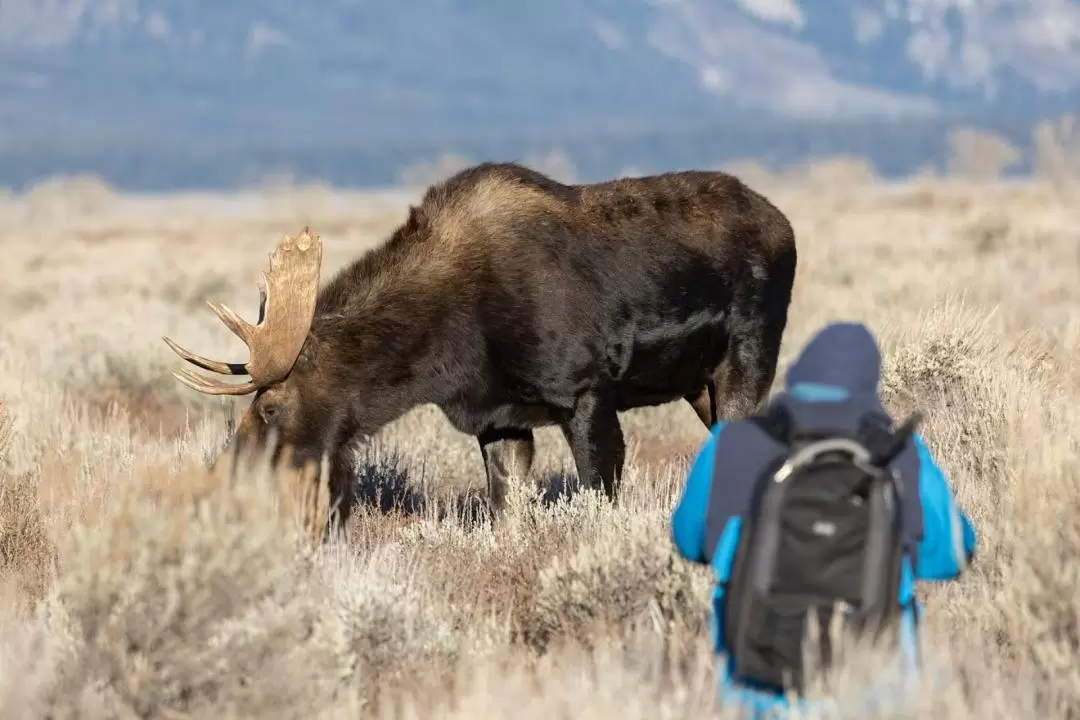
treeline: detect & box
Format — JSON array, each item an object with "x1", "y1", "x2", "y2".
[{"x1": 1, "y1": 112, "x2": 1075, "y2": 193}]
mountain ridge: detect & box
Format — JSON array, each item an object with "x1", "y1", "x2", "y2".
[{"x1": 1, "y1": 0, "x2": 1076, "y2": 189}]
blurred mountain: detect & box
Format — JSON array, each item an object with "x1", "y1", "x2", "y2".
[{"x1": 1, "y1": 0, "x2": 1077, "y2": 189}]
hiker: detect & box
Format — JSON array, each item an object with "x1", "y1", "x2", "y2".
[{"x1": 671, "y1": 321, "x2": 977, "y2": 717}]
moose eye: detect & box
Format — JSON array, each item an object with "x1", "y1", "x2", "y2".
[{"x1": 260, "y1": 404, "x2": 281, "y2": 424}]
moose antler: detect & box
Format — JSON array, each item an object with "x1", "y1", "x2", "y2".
[{"x1": 163, "y1": 228, "x2": 323, "y2": 395}]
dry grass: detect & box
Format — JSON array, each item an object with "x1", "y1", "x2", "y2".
[{"x1": 0, "y1": 173, "x2": 1078, "y2": 718}]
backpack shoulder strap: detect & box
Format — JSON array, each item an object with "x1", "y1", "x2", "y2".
[
  {"x1": 855, "y1": 410, "x2": 923, "y2": 468},
  {"x1": 745, "y1": 402, "x2": 796, "y2": 448},
  {"x1": 701, "y1": 405, "x2": 794, "y2": 563}
]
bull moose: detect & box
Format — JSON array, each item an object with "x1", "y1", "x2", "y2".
[{"x1": 163, "y1": 162, "x2": 797, "y2": 532}]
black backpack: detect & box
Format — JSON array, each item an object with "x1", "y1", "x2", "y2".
[{"x1": 719, "y1": 404, "x2": 922, "y2": 696}]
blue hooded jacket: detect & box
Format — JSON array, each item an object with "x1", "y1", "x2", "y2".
[{"x1": 670, "y1": 322, "x2": 977, "y2": 717}]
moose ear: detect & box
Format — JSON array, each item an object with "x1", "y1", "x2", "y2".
[{"x1": 294, "y1": 333, "x2": 319, "y2": 372}]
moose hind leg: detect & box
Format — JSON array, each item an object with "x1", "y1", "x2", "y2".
[
  {"x1": 716, "y1": 239, "x2": 796, "y2": 420},
  {"x1": 685, "y1": 379, "x2": 718, "y2": 429},
  {"x1": 560, "y1": 391, "x2": 625, "y2": 502},
  {"x1": 477, "y1": 427, "x2": 536, "y2": 518},
  {"x1": 714, "y1": 316, "x2": 782, "y2": 421}
]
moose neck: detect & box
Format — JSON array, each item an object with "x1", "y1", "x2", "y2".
[{"x1": 311, "y1": 266, "x2": 473, "y2": 440}]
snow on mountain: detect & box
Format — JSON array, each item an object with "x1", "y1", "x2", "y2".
[
  {"x1": 644, "y1": 0, "x2": 941, "y2": 119},
  {"x1": 0, "y1": 0, "x2": 140, "y2": 50},
  {"x1": 646, "y1": 0, "x2": 1080, "y2": 116},
  {"x1": 862, "y1": 0, "x2": 1080, "y2": 97}
]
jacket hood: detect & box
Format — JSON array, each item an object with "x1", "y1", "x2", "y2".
[{"x1": 784, "y1": 322, "x2": 882, "y2": 395}]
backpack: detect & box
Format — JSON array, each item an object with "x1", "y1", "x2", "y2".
[{"x1": 719, "y1": 404, "x2": 923, "y2": 696}]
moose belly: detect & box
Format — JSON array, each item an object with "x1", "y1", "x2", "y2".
[
  {"x1": 437, "y1": 307, "x2": 731, "y2": 434},
  {"x1": 438, "y1": 397, "x2": 568, "y2": 435},
  {"x1": 608, "y1": 309, "x2": 730, "y2": 410}
]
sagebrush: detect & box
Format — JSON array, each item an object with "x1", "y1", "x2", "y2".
[{"x1": 0, "y1": 175, "x2": 1078, "y2": 718}]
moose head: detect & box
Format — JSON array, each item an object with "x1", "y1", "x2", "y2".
[{"x1": 162, "y1": 229, "x2": 357, "y2": 527}]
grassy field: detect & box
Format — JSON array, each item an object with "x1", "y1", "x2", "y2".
[{"x1": 0, "y1": 173, "x2": 1078, "y2": 718}]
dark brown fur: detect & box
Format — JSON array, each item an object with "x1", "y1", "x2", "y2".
[{"x1": 227, "y1": 162, "x2": 798, "y2": 530}]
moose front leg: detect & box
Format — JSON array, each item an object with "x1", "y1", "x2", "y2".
[
  {"x1": 326, "y1": 443, "x2": 359, "y2": 538},
  {"x1": 561, "y1": 391, "x2": 625, "y2": 503},
  {"x1": 477, "y1": 426, "x2": 536, "y2": 519}
]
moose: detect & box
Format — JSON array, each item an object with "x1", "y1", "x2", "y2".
[{"x1": 163, "y1": 162, "x2": 797, "y2": 533}]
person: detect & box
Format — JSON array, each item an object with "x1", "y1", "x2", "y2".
[{"x1": 671, "y1": 321, "x2": 977, "y2": 717}]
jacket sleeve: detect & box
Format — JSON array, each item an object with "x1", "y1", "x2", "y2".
[
  {"x1": 913, "y1": 434, "x2": 977, "y2": 581},
  {"x1": 671, "y1": 423, "x2": 725, "y2": 565}
]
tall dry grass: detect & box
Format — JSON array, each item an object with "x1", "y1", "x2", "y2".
[{"x1": 0, "y1": 173, "x2": 1078, "y2": 718}]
